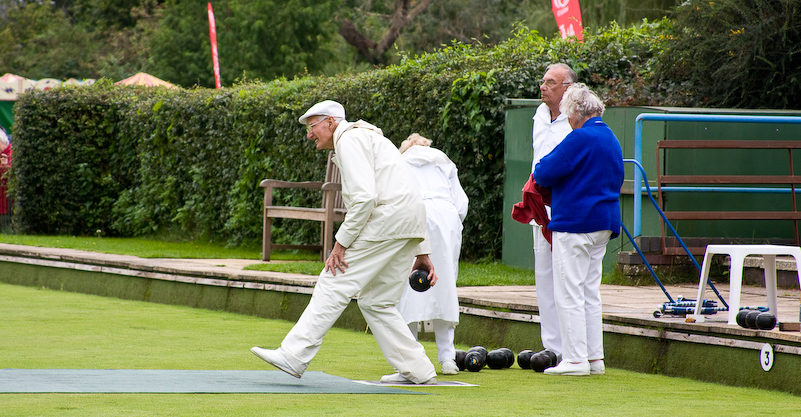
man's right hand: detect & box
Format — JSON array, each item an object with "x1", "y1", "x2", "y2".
[
  {"x1": 412, "y1": 254, "x2": 438, "y2": 287},
  {"x1": 325, "y1": 242, "x2": 349, "y2": 276}
]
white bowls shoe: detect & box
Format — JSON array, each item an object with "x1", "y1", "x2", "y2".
[
  {"x1": 590, "y1": 360, "x2": 605, "y2": 375},
  {"x1": 441, "y1": 359, "x2": 459, "y2": 375},
  {"x1": 380, "y1": 372, "x2": 437, "y2": 385},
  {"x1": 250, "y1": 346, "x2": 302, "y2": 378},
  {"x1": 543, "y1": 360, "x2": 591, "y2": 376}
]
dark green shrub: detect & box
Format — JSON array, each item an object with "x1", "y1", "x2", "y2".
[
  {"x1": 11, "y1": 84, "x2": 135, "y2": 235},
  {"x1": 663, "y1": 0, "x2": 801, "y2": 108}
]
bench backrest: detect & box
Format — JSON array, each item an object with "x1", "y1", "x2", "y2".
[{"x1": 323, "y1": 151, "x2": 344, "y2": 210}]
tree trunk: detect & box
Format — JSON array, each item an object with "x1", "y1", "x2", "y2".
[
  {"x1": 338, "y1": 0, "x2": 435, "y2": 65},
  {"x1": 338, "y1": 19, "x2": 379, "y2": 65}
]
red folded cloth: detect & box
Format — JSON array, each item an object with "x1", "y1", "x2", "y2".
[{"x1": 511, "y1": 175, "x2": 552, "y2": 244}]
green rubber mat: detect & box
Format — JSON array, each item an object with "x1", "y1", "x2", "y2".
[{"x1": 0, "y1": 369, "x2": 424, "y2": 394}]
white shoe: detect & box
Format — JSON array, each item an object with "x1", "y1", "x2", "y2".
[
  {"x1": 380, "y1": 372, "x2": 437, "y2": 385},
  {"x1": 380, "y1": 372, "x2": 409, "y2": 383},
  {"x1": 251, "y1": 347, "x2": 302, "y2": 378},
  {"x1": 590, "y1": 360, "x2": 605, "y2": 375},
  {"x1": 441, "y1": 359, "x2": 459, "y2": 375},
  {"x1": 543, "y1": 360, "x2": 591, "y2": 376}
]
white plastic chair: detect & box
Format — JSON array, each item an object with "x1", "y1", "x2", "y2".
[{"x1": 691, "y1": 245, "x2": 801, "y2": 325}]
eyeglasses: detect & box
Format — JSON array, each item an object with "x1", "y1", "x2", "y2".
[
  {"x1": 539, "y1": 80, "x2": 572, "y2": 88},
  {"x1": 306, "y1": 116, "x2": 328, "y2": 133}
]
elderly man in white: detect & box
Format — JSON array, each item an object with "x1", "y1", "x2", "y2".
[
  {"x1": 529, "y1": 63, "x2": 577, "y2": 365},
  {"x1": 252, "y1": 100, "x2": 439, "y2": 385}
]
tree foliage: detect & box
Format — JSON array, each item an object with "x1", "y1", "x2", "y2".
[
  {"x1": 0, "y1": 0, "x2": 340, "y2": 86},
  {"x1": 0, "y1": 0, "x2": 163, "y2": 80},
  {"x1": 0, "y1": 0, "x2": 682, "y2": 83},
  {"x1": 663, "y1": 0, "x2": 801, "y2": 108},
  {"x1": 0, "y1": 2, "x2": 98, "y2": 79},
  {"x1": 581, "y1": 0, "x2": 682, "y2": 31},
  {"x1": 149, "y1": 0, "x2": 337, "y2": 88},
  {"x1": 337, "y1": 0, "x2": 435, "y2": 65}
]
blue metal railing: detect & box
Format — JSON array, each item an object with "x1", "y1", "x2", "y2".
[
  {"x1": 632, "y1": 113, "x2": 801, "y2": 237},
  {"x1": 624, "y1": 160, "x2": 702, "y2": 271},
  {"x1": 623, "y1": 158, "x2": 729, "y2": 311}
]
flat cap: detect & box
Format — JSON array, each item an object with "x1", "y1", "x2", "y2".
[{"x1": 298, "y1": 100, "x2": 346, "y2": 124}]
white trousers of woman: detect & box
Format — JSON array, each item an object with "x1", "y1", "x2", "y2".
[
  {"x1": 276, "y1": 238, "x2": 436, "y2": 384},
  {"x1": 407, "y1": 320, "x2": 456, "y2": 364},
  {"x1": 551, "y1": 230, "x2": 612, "y2": 363}
]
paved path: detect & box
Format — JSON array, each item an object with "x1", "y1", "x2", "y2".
[{"x1": 458, "y1": 282, "x2": 801, "y2": 325}]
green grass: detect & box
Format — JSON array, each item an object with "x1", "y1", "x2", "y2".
[
  {"x1": 1, "y1": 282, "x2": 798, "y2": 416},
  {"x1": 244, "y1": 261, "x2": 535, "y2": 286},
  {"x1": 457, "y1": 261, "x2": 534, "y2": 286},
  {"x1": 0, "y1": 234, "x2": 318, "y2": 261},
  {"x1": 245, "y1": 260, "x2": 326, "y2": 275}
]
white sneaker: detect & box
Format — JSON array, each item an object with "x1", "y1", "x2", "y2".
[
  {"x1": 251, "y1": 347, "x2": 302, "y2": 378},
  {"x1": 380, "y1": 372, "x2": 408, "y2": 383},
  {"x1": 590, "y1": 360, "x2": 605, "y2": 375},
  {"x1": 543, "y1": 360, "x2": 591, "y2": 376},
  {"x1": 441, "y1": 359, "x2": 459, "y2": 375},
  {"x1": 380, "y1": 372, "x2": 437, "y2": 385}
]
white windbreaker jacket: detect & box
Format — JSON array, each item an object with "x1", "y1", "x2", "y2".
[{"x1": 332, "y1": 120, "x2": 431, "y2": 255}]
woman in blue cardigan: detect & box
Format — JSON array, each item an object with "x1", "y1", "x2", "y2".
[{"x1": 532, "y1": 83, "x2": 624, "y2": 376}]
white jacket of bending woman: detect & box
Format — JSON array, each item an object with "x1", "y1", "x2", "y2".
[{"x1": 397, "y1": 145, "x2": 468, "y2": 326}]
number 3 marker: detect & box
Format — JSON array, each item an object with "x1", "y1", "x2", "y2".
[{"x1": 760, "y1": 343, "x2": 774, "y2": 372}]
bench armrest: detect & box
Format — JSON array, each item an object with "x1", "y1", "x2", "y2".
[
  {"x1": 321, "y1": 182, "x2": 341, "y2": 191},
  {"x1": 259, "y1": 179, "x2": 325, "y2": 189}
]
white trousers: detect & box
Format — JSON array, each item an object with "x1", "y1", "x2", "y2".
[
  {"x1": 408, "y1": 319, "x2": 456, "y2": 364},
  {"x1": 551, "y1": 230, "x2": 611, "y2": 363},
  {"x1": 533, "y1": 226, "x2": 562, "y2": 356},
  {"x1": 277, "y1": 238, "x2": 436, "y2": 384}
]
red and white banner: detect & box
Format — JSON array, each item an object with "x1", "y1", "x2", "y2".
[
  {"x1": 208, "y1": 2, "x2": 222, "y2": 89},
  {"x1": 552, "y1": 0, "x2": 584, "y2": 41}
]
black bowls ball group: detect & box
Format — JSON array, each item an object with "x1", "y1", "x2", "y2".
[
  {"x1": 755, "y1": 312, "x2": 777, "y2": 330},
  {"x1": 736, "y1": 308, "x2": 777, "y2": 331},
  {"x1": 530, "y1": 350, "x2": 558, "y2": 372},
  {"x1": 517, "y1": 350, "x2": 534, "y2": 369},
  {"x1": 464, "y1": 351, "x2": 485, "y2": 372},
  {"x1": 454, "y1": 349, "x2": 467, "y2": 371}
]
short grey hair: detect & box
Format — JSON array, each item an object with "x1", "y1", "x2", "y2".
[
  {"x1": 399, "y1": 133, "x2": 432, "y2": 154},
  {"x1": 559, "y1": 83, "x2": 605, "y2": 120},
  {"x1": 545, "y1": 63, "x2": 578, "y2": 83},
  {"x1": 313, "y1": 115, "x2": 343, "y2": 124}
]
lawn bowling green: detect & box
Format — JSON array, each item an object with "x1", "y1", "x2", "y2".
[{"x1": 1, "y1": 243, "x2": 801, "y2": 395}]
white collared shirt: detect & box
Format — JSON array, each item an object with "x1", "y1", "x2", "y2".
[
  {"x1": 530, "y1": 103, "x2": 572, "y2": 223},
  {"x1": 532, "y1": 103, "x2": 572, "y2": 171}
]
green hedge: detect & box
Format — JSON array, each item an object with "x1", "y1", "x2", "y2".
[{"x1": 10, "y1": 22, "x2": 675, "y2": 261}]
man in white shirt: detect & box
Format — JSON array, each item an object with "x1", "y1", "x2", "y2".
[
  {"x1": 530, "y1": 63, "x2": 577, "y2": 363},
  {"x1": 252, "y1": 100, "x2": 439, "y2": 385}
]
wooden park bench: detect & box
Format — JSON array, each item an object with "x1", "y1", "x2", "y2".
[{"x1": 260, "y1": 151, "x2": 346, "y2": 261}]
